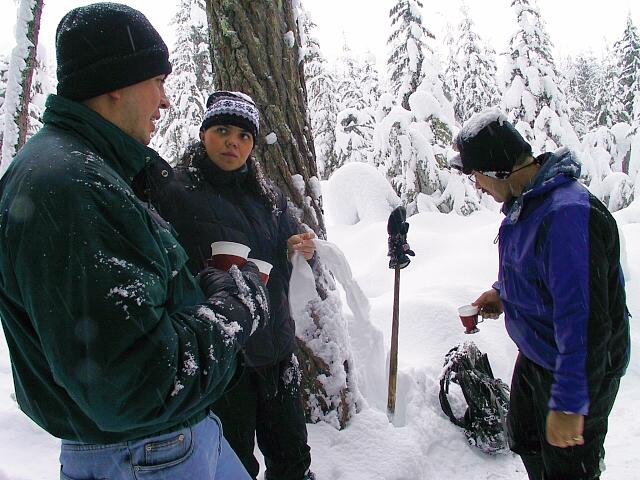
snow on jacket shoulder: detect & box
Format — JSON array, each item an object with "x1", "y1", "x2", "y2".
[
  {"x1": 497, "y1": 149, "x2": 630, "y2": 415},
  {"x1": 0, "y1": 95, "x2": 255, "y2": 443}
]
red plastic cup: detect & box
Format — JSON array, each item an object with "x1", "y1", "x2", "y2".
[
  {"x1": 458, "y1": 304, "x2": 483, "y2": 334},
  {"x1": 247, "y1": 258, "x2": 273, "y2": 284},
  {"x1": 209, "y1": 241, "x2": 250, "y2": 270}
]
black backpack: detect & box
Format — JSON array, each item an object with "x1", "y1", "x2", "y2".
[{"x1": 439, "y1": 342, "x2": 511, "y2": 454}]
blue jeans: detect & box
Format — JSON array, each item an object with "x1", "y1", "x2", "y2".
[{"x1": 60, "y1": 412, "x2": 250, "y2": 480}]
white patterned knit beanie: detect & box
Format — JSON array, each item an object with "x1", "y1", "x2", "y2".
[{"x1": 201, "y1": 91, "x2": 260, "y2": 140}]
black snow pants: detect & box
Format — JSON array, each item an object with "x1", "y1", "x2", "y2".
[
  {"x1": 211, "y1": 354, "x2": 311, "y2": 480},
  {"x1": 507, "y1": 353, "x2": 621, "y2": 480}
]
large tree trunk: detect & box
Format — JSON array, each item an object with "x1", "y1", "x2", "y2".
[
  {"x1": 205, "y1": 0, "x2": 323, "y2": 235},
  {"x1": 0, "y1": 0, "x2": 43, "y2": 171},
  {"x1": 205, "y1": 0, "x2": 359, "y2": 428}
]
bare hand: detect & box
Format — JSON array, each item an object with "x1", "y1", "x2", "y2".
[
  {"x1": 287, "y1": 232, "x2": 316, "y2": 260},
  {"x1": 472, "y1": 288, "x2": 503, "y2": 319},
  {"x1": 546, "y1": 411, "x2": 585, "y2": 448}
]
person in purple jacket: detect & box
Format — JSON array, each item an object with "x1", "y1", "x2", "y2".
[{"x1": 450, "y1": 108, "x2": 630, "y2": 480}]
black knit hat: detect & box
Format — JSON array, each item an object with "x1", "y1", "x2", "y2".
[
  {"x1": 201, "y1": 91, "x2": 260, "y2": 140},
  {"x1": 55, "y1": 3, "x2": 172, "y2": 101},
  {"x1": 449, "y1": 108, "x2": 532, "y2": 175}
]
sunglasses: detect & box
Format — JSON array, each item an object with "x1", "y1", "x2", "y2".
[
  {"x1": 467, "y1": 170, "x2": 511, "y2": 181},
  {"x1": 467, "y1": 161, "x2": 537, "y2": 181}
]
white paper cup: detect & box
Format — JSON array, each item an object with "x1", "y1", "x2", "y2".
[
  {"x1": 209, "y1": 241, "x2": 251, "y2": 270},
  {"x1": 247, "y1": 258, "x2": 273, "y2": 284},
  {"x1": 458, "y1": 304, "x2": 481, "y2": 334}
]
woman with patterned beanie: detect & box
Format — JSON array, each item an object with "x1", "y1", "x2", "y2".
[{"x1": 144, "y1": 91, "x2": 316, "y2": 480}]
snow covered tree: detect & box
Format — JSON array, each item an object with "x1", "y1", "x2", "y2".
[
  {"x1": 205, "y1": 0, "x2": 360, "y2": 428},
  {"x1": 594, "y1": 45, "x2": 627, "y2": 128},
  {"x1": 563, "y1": 53, "x2": 600, "y2": 138},
  {"x1": 150, "y1": 0, "x2": 213, "y2": 164},
  {"x1": 0, "y1": 54, "x2": 9, "y2": 154},
  {"x1": 1, "y1": 0, "x2": 44, "y2": 171},
  {"x1": 453, "y1": 6, "x2": 500, "y2": 124},
  {"x1": 501, "y1": 0, "x2": 578, "y2": 153},
  {"x1": 387, "y1": 0, "x2": 434, "y2": 109},
  {"x1": 300, "y1": 9, "x2": 339, "y2": 179},
  {"x1": 612, "y1": 14, "x2": 640, "y2": 125},
  {"x1": 378, "y1": 3, "x2": 459, "y2": 214},
  {"x1": 27, "y1": 48, "x2": 54, "y2": 139},
  {"x1": 579, "y1": 124, "x2": 635, "y2": 211},
  {"x1": 375, "y1": 52, "x2": 456, "y2": 214},
  {"x1": 333, "y1": 46, "x2": 376, "y2": 169},
  {"x1": 361, "y1": 53, "x2": 383, "y2": 118},
  {"x1": 442, "y1": 24, "x2": 460, "y2": 110}
]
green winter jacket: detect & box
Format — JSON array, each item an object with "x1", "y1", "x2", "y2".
[{"x1": 0, "y1": 95, "x2": 249, "y2": 443}]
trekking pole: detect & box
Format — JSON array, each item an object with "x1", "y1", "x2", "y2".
[
  {"x1": 386, "y1": 206, "x2": 414, "y2": 419},
  {"x1": 387, "y1": 265, "x2": 401, "y2": 417}
]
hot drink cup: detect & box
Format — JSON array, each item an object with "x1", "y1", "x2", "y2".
[
  {"x1": 247, "y1": 258, "x2": 273, "y2": 284},
  {"x1": 458, "y1": 304, "x2": 483, "y2": 334},
  {"x1": 209, "y1": 241, "x2": 250, "y2": 270}
]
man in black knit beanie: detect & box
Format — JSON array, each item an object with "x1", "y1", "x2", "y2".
[{"x1": 0, "y1": 3, "x2": 264, "y2": 479}]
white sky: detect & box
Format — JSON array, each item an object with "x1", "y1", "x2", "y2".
[
  {"x1": 0, "y1": 0, "x2": 639, "y2": 72},
  {"x1": 302, "y1": 0, "x2": 640, "y2": 67},
  {"x1": 0, "y1": 0, "x2": 176, "y2": 62}
]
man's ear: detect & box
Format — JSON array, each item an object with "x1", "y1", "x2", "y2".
[
  {"x1": 199, "y1": 131, "x2": 205, "y2": 142},
  {"x1": 107, "y1": 89, "x2": 123, "y2": 101}
]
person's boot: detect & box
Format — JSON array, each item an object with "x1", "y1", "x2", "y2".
[{"x1": 302, "y1": 470, "x2": 316, "y2": 480}]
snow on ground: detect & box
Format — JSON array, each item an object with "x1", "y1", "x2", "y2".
[{"x1": 0, "y1": 166, "x2": 638, "y2": 479}]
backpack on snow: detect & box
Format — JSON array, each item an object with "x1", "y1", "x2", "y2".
[{"x1": 439, "y1": 341, "x2": 511, "y2": 454}]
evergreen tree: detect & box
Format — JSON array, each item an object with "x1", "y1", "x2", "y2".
[
  {"x1": 0, "y1": 54, "x2": 8, "y2": 106},
  {"x1": 300, "y1": 9, "x2": 339, "y2": 179},
  {"x1": 579, "y1": 124, "x2": 635, "y2": 210},
  {"x1": 502, "y1": 0, "x2": 578, "y2": 152},
  {"x1": 594, "y1": 45, "x2": 626, "y2": 128},
  {"x1": 563, "y1": 53, "x2": 600, "y2": 138},
  {"x1": 361, "y1": 52, "x2": 382, "y2": 116},
  {"x1": 377, "y1": 2, "x2": 459, "y2": 214},
  {"x1": 0, "y1": 54, "x2": 9, "y2": 153},
  {"x1": 442, "y1": 24, "x2": 460, "y2": 112},
  {"x1": 612, "y1": 14, "x2": 640, "y2": 124},
  {"x1": 334, "y1": 46, "x2": 375, "y2": 168},
  {"x1": 375, "y1": 52, "x2": 456, "y2": 214},
  {"x1": 453, "y1": 6, "x2": 500, "y2": 124},
  {"x1": 387, "y1": 0, "x2": 434, "y2": 109},
  {"x1": 27, "y1": 48, "x2": 54, "y2": 139},
  {"x1": 150, "y1": 0, "x2": 213, "y2": 163}
]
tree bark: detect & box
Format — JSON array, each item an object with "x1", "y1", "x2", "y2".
[
  {"x1": 205, "y1": 0, "x2": 324, "y2": 235},
  {"x1": 205, "y1": 0, "x2": 358, "y2": 428}
]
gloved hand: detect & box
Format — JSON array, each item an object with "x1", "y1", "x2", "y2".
[
  {"x1": 198, "y1": 262, "x2": 269, "y2": 335},
  {"x1": 236, "y1": 261, "x2": 270, "y2": 332},
  {"x1": 198, "y1": 266, "x2": 236, "y2": 298},
  {"x1": 387, "y1": 205, "x2": 415, "y2": 269},
  {"x1": 238, "y1": 261, "x2": 264, "y2": 292}
]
